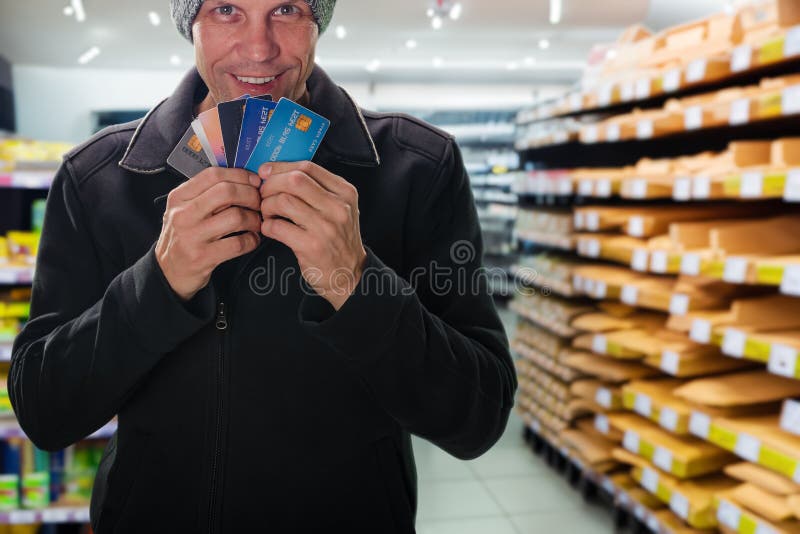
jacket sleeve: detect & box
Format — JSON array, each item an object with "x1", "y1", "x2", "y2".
[
  {"x1": 8, "y1": 159, "x2": 216, "y2": 452},
  {"x1": 297, "y1": 138, "x2": 518, "y2": 460}
]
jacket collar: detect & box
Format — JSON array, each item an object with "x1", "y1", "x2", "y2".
[{"x1": 119, "y1": 65, "x2": 380, "y2": 174}]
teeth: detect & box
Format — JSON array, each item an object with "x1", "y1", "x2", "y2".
[{"x1": 236, "y1": 75, "x2": 276, "y2": 84}]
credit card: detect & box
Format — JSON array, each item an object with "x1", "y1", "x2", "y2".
[
  {"x1": 197, "y1": 107, "x2": 227, "y2": 167},
  {"x1": 167, "y1": 125, "x2": 212, "y2": 179},
  {"x1": 218, "y1": 98, "x2": 248, "y2": 168},
  {"x1": 191, "y1": 118, "x2": 218, "y2": 168},
  {"x1": 234, "y1": 98, "x2": 277, "y2": 169},
  {"x1": 244, "y1": 98, "x2": 330, "y2": 172}
]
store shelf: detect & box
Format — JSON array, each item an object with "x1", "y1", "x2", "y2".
[
  {"x1": 0, "y1": 343, "x2": 11, "y2": 362},
  {"x1": 0, "y1": 507, "x2": 91, "y2": 525},
  {"x1": 0, "y1": 418, "x2": 116, "y2": 441},
  {"x1": 0, "y1": 266, "x2": 34, "y2": 286},
  {"x1": 0, "y1": 171, "x2": 55, "y2": 191}
]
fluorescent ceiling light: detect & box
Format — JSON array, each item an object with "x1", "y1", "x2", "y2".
[
  {"x1": 426, "y1": 7, "x2": 435, "y2": 17},
  {"x1": 71, "y1": 0, "x2": 86, "y2": 22},
  {"x1": 335, "y1": 25, "x2": 347, "y2": 39},
  {"x1": 431, "y1": 16, "x2": 443, "y2": 30},
  {"x1": 170, "y1": 55, "x2": 181, "y2": 66},
  {"x1": 550, "y1": 0, "x2": 562, "y2": 24},
  {"x1": 506, "y1": 62, "x2": 519, "y2": 71},
  {"x1": 539, "y1": 39, "x2": 550, "y2": 50},
  {"x1": 449, "y1": 3, "x2": 462, "y2": 20},
  {"x1": 365, "y1": 59, "x2": 381, "y2": 73},
  {"x1": 78, "y1": 46, "x2": 100, "y2": 65},
  {"x1": 523, "y1": 56, "x2": 536, "y2": 66},
  {"x1": 148, "y1": 11, "x2": 162, "y2": 26},
  {"x1": 406, "y1": 39, "x2": 418, "y2": 49},
  {"x1": 63, "y1": 6, "x2": 74, "y2": 16},
  {"x1": 432, "y1": 56, "x2": 444, "y2": 68}
]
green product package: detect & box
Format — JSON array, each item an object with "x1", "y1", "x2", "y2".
[{"x1": 0, "y1": 474, "x2": 20, "y2": 511}]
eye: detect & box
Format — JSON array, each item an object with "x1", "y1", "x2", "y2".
[
  {"x1": 272, "y1": 4, "x2": 301, "y2": 16},
  {"x1": 215, "y1": 5, "x2": 236, "y2": 17}
]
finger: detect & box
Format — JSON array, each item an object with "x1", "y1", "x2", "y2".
[
  {"x1": 261, "y1": 216, "x2": 307, "y2": 253},
  {"x1": 260, "y1": 161, "x2": 353, "y2": 199},
  {"x1": 207, "y1": 231, "x2": 261, "y2": 265},
  {"x1": 259, "y1": 170, "x2": 331, "y2": 213},
  {"x1": 192, "y1": 181, "x2": 262, "y2": 218},
  {"x1": 197, "y1": 206, "x2": 263, "y2": 242},
  {"x1": 170, "y1": 167, "x2": 261, "y2": 203},
  {"x1": 260, "y1": 193, "x2": 317, "y2": 231}
]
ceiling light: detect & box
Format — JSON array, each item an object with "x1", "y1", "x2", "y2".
[
  {"x1": 365, "y1": 59, "x2": 381, "y2": 73},
  {"x1": 71, "y1": 0, "x2": 86, "y2": 22},
  {"x1": 432, "y1": 16, "x2": 443, "y2": 30},
  {"x1": 335, "y1": 25, "x2": 347, "y2": 39},
  {"x1": 426, "y1": 7, "x2": 435, "y2": 17},
  {"x1": 406, "y1": 39, "x2": 418, "y2": 50},
  {"x1": 148, "y1": 11, "x2": 161, "y2": 26},
  {"x1": 432, "y1": 56, "x2": 444, "y2": 68},
  {"x1": 63, "y1": 5, "x2": 74, "y2": 16},
  {"x1": 78, "y1": 46, "x2": 100, "y2": 65},
  {"x1": 538, "y1": 39, "x2": 550, "y2": 50},
  {"x1": 523, "y1": 56, "x2": 536, "y2": 66},
  {"x1": 549, "y1": 0, "x2": 562, "y2": 24},
  {"x1": 506, "y1": 62, "x2": 519, "y2": 71},
  {"x1": 449, "y1": 3, "x2": 462, "y2": 20},
  {"x1": 170, "y1": 55, "x2": 181, "y2": 66}
]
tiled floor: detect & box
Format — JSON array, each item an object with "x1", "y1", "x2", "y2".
[{"x1": 412, "y1": 305, "x2": 615, "y2": 534}]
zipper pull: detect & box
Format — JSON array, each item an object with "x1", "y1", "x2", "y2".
[{"x1": 216, "y1": 299, "x2": 228, "y2": 331}]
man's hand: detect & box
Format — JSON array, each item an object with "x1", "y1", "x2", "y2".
[
  {"x1": 258, "y1": 161, "x2": 368, "y2": 311},
  {"x1": 156, "y1": 168, "x2": 264, "y2": 301}
]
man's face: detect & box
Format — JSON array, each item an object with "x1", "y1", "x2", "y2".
[{"x1": 193, "y1": 0, "x2": 319, "y2": 105}]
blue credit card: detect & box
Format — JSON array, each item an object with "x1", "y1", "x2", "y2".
[
  {"x1": 234, "y1": 98, "x2": 278, "y2": 168},
  {"x1": 244, "y1": 98, "x2": 330, "y2": 173}
]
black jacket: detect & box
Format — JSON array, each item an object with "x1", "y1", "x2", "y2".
[{"x1": 9, "y1": 66, "x2": 517, "y2": 533}]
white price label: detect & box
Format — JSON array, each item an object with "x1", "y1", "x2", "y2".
[
  {"x1": 618, "y1": 492, "x2": 630, "y2": 506},
  {"x1": 73, "y1": 508, "x2": 91, "y2": 522},
  {"x1": 586, "y1": 239, "x2": 601, "y2": 258},
  {"x1": 558, "y1": 177, "x2": 572, "y2": 195},
  {"x1": 670, "y1": 294, "x2": 690, "y2": 316},
  {"x1": 593, "y1": 335, "x2": 608, "y2": 355},
  {"x1": 599, "y1": 84, "x2": 614, "y2": 106},
  {"x1": 41, "y1": 509, "x2": 70, "y2": 522},
  {"x1": 574, "y1": 211, "x2": 585, "y2": 229},
  {"x1": 596, "y1": 388, "x2": 613, "y2": 409},
  {"x1": 684, "y1": 105, "x2": 703, "y2": 130},
  {"x1": 718, "y1": 500, "x2": 741, "y2": 530},
  {"x1": 686, "y1": 59, "x2": 707, "y2": 83},
  {"x1": 623, "y1": 430, "x2": 640, "y2": 453},
  {"x1": 530, "y1": 419, "x2": 541, "y2": 433},
  {"x1": 634, "y1": 505, "x2": 646, "y2": 521},
  {"x1": 670, "y1": 492, "x2": 690, "y2": 520},
  {"x1": 637, "y1": 120, "x2": 654, "y2": 139},
  {"x1": 780, "y1": 400, "x2": 800, "y2": 435},
  {"x1": 0, "y1": 270, "x2": 17, "y2": 285},
  {"x1": 595, "y1": 414, "x2": 610, "y2": 435},
  {"x1": 630, "y1": 178, "x2": 648, "y2": 199},
  {"x1": 569, "y1": 92, "x2": 583, "y2": 111},
  {"x1": 729, "y1": 98, "x2": 751, "y2": 126},
  {"x1": 785, "y1": 169, "x2": 800, "y2": 202},
  {"x1": 660, "y1": 408, "x2": 679, "y2": 432},
  {"x1": 783, "y1": 85, "x2": 800, "y2": 115},
  {"x1": 769, "y1": 344, "x2": 798, "y2": 378},
  {"x1": 722, "y1": 328, "x2": 747, "y2": 358},
  {"x1": 795, "y1": 463, "x2": 800, "y2": 484},
  {"x1": 781, "y1": 264, "x2": 800, "y2": 296},
  {"x1": 586, "y1": 212, "x2": 600, "y2": 231},
  {"x1": 578, "y1": 180, "x2": 594, "y2": 196},
  {"x1": 621, "y1": 82, "x2": 635, "y2": 102},
  {"x1": 740, "y1": 171, "x2": 764, "y2": 198},
  {"x1": 602, "y1": 478, "x2": 616, "y2": 495},
  {"x1": 692, "y1": 175, "x2": 711, "y2": 199},
  {"x1": 735, "y1": 433, "x2": 762, "y2": 462},
  {"x1": 646, "y1": 515, "x2": 659, "y2": 533},
  {"x1": 663, "y1": 68, "x2": 681, "y2": 92},
  {"x1": 596, "y1": 179, "x2": 612, "y2": 198},
  {"x1": 583, "y1": 125, "x2": 599, "y2": 144},
  {"x1": 636, "y1": 78, "x2": 651, "y2": 99},
  {"x1": 9, "y1": 511, "x2": 37, "y2": 524},
  {"x1": 628, "y1": 216, "x2": 645, "y2": 237},
  {"x1": 635, "y1": 394, "x2": 653, "y2": 417},
  {"x1": 757, "y1": 524, "x2": 779, "y2": 534},
  {"x1": 650, "y1": 251, "x2": 668, "y2": 273},
  {"x1": 572, "y1": 274, "x2": 584, "y2": 291},
  {"x1": 653, "y1": 447, "x2": 674, "y2": 472},
  {"x1": 594, "y1": 281, "x2": 607, "y2": 299},
  {"x1": 785, "y1": 26, "x2": 800, "y2": 58},
  {"x1": 606, "y1": 123, "x2": 621, "y2": 142},
  {"x1": 690, "y1": 319, "x2": 712, "y2": 344},
  {"x1": 641, "y1": 467, "x2": 659, "y2": 493},
  {"x1": 723, "y1": 256, "x2": 749, "y2": 283},
  {"x1": 622, "y1": 284, "x2": 640, "y2": 305},
  {"x1": 731, "y1": 44, "x2": 753, "y2": 72},
  {"x1": 632, "y1": 249, "x2": 649, "y2": 272},
  {"x1": 681, "y1": 253, "x2": 701, "y2": 276},
  {"x1": 661, "y1": 351, "x2": 680, "y2": 375},
  {"x1": 673, "y1": 176, "x2": 692, "y2": 200},
  {"x1": 689, "y1": 411, "x2": 711, "y2": 439}
]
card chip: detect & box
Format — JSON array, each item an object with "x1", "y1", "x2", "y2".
[
  {"x1": 188, "y1": 135, "x2": 203, "y2": 153},
  {"x1": 296, "y1": 115, "x2": 312, "y2": 132}
]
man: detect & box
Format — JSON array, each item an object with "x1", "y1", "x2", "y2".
[{"x1": 9, "y1": 0, "x2": 517, "y2": 532}]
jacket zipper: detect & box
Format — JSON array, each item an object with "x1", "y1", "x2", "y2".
[{"x1": 208, "y1": 298, "x2": 228, "y2": 534}]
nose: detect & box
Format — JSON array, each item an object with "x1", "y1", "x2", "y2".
[{"x1": 238, "y1": 18, "x2": 279, "y2": 63}]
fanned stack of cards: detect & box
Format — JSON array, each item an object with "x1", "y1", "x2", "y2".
[{"x1": 167, "y1": 94, "x2": 330, "y2": 179}]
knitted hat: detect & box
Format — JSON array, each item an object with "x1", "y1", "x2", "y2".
[{"x1": 170, "y1": 0, "x2": 336, "y2": 42}]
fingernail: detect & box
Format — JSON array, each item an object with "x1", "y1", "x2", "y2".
[
  {"x1": 259, "y1": 164, "x2": 272, "y2": 178},
  {"x1": 249, "y1": 174, "x2": 261, "y2": 187}
]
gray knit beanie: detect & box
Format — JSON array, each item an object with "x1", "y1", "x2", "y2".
[{"x1": 170, "y1": 0, "x2": 336, "y2": 41}]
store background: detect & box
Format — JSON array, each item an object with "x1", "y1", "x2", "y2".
[{"x1": 2, "y1": 0, "x2": 800, "y2": 533}]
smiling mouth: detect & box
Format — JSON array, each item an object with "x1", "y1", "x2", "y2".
[{"x1": 234, "y1": 75, "x2": 277, "y2": 84}]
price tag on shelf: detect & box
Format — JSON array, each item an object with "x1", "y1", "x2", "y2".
[
  {"x1": 650, "y1": 251, "x2": 668, "y2": 273},
  {"x1": 594, "y1": 281, "x2": 608, "y2": 299},
  {"x1": 735, "y1": 433, "x2": 762, "y2": 462},
  {"x1": 660, "y1": 407, "x2": 679, "y2": 432},
  {"x1": 681, "y1": 253, "x2": 701, "y2": 276},
  {"x1": 569, "y1": 92, "x2": 583, "y2": 112},
  {"x1": 530, "y1": 419, "x2": 541, "y2": 433},
  {"x1": 73, "y1": 508, "x2": 91, "y2": 523},
  {"x1": 686, "y1": 58, "x2": 707, "y2": 83},
  {"x1": 621, "y1": 82, "x2": 635, "y2": 102},
  {"x1": 602, "y1": 478, "x2": 616, "y2": 495},
  {"x1": 653, "y1": 447, "x2": 674, "y2": 472},
  {"x1": 631, "y1": 249, "x2": 649, "y2": 272},
  {"x1": 623, "y1": 430, "x2": 640, "y2": 454},
  {"x1": 629, "y1": 178, "x2": 648, "y2": 199},
  {"x1": 557, "y1": 177, "x2": 572, "y2": 195},
  {"x1": 785, "y1": 26, "x2": 800, "y2": 58},
  {"x1": 673, "y1": 176, "x2": 692, "y2": 200},
  {"x1": 583, "y1": 125, "x2": 599, "y2": 144},
  {"x1": 795, "y1": 463, "x2": 800, "y2": 484},
  {"x1": 722, "y1": 328, "x2": 747, "y2": 358},
  {"x1": 769, "y1": 344, "x2": 798, "y2": 378},
  {"x1": 646, "y1": 515, "x2": 660, "y2": 533},
  {"x1": 670, "y1": 294, "x2": 690, "y2": 316},
  {"x1": 621, "y1": 284, "x2": 640, "y2": 305},
  {"x1": 718, "y1": 499, "x2": 742, "y2": 530},
  {"x1": 740, "y1": 171, "x2": 764, "y2": 198},
  {"x1": 781, "y1": 264, "x2": 800, "y2": 296},
  {"x1": 634, "y1": 504, "x2": 646, "y2": 521},
  {"x1": 723, "y1": 256, "x2": 749, "y2": 283},
  {"x1": 595, "y1": 414, "x2": 610, "y2": 435},
  {"x1": 641, "y1": 467, "x2": 659, "y2": 493},
  {"x1": 684, "y1": 105, "x2": 703, "y2": 130},
  {"x1": 663, "y1": 68, "x2": 681, "y2": 92},
  {"x1": 596, "y1": 388, "x2": 613, "y2": 409},
  {"x1": 572, "y1": 274, "x2": 584, "y2": 291},
  {"x1": 599, "y1": 83, "x2": 614, "y2": 107},
  {"x1": 782, "y1": 85, "x2": 800, "y2": 115},
  {"x1": 618, "y1": 491, "x2": 630, "y2": 506},
  {"x1": 785, "y1": 169, "x2": 800, "y2": 202},
  {"x1": 731, "y1": 44, "x2": 753, "y2": 72},
  {"x1": 729, "y1": 98, "x2": 751, "y2": 125},
  {"x1": 586, "y1": 212, "x2": 600, "y2": 231},
  {"x1": 593, "y1": 335, "x2": 608, "y2": 355},
  {"x1": 578, "y1": 180, "x2": 594, "y2": 196},
  {"x1": 690, "y1": 319, "x2": 712, "y2": 344},
  {"x1": 670, "y1": 492, "x2": 690, "y2": 520},
  {"x1": 661, "y1": 351, "x2": 680, "y2": 375},
  {"x1": 636, "y1": 78, "x2": 651, "y2": 100},
  {"x1": 757, "y1": 524, "x2": 780, "y2": 534},
  {"x1": 41, "y1": 509, "x2": 70, "y2": 523},
  {"x1": 596, "y1": 179, "x2": 612, "y2": 198},
  {"x1": 780, "y1": 400, "x2": 800, "y2": 434},
  {"x1": 9, "y1": 510, "x2": 38, "y2": 524},
  {"x1": 636, "y1": 120, "x2": 654, "y2": 140},
  {"x1": 606, "y1": 123, "x2": 621, "y2": 142},
  {"x1": 585, "y1": 239, "x2": 601, "y2": 259},
  {"x1": 574, "y1": 211, "x2": 585, "y2": 229},
  {"x1": 628, "y1": 216, "x2": 645, "y2": 237},
  {"x1": 634, "y1": 394, "x2": 653, "y2": 417},
  {"x1": 689, "y1": 411, "x2": 711, "y2": 439},
  {"x1": 692, "y1": 175, "x2": 711, "y2": 199}
]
